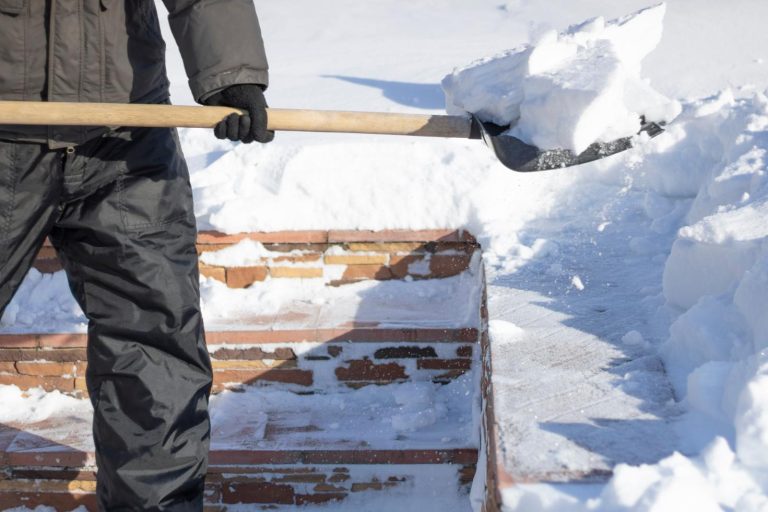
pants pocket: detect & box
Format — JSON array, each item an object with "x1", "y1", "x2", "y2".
[{"x1": 115, "y1": 127, "x2": 194, "y2": 231}]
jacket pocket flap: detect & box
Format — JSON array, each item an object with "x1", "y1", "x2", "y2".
[
  {"x1": 100, "y1": 0, "x2": 115, "y2": 10},
  {"x1": 0, "y1": 0, "x2": 24, "y2": 16}
]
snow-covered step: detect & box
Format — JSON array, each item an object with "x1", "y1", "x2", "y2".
[
  {"x1": 0, "y1": 229, "x2": 486, "y2": 510},
  {"x1": 0, "y1": 463, "x2": 475, "y2": 511},
  {"x1": 1, "y1": 227, "x2": 484, "y2": 396},
  {"x1": 0, "y1": 326, "x2": 479, "y2": 395},
  {"x1": 31, "y1": 229, "x2": 479, "y2": 286},
  {"x1": 0, "y1": 267, "x2": 483, "y2": 395},
  {"x1": 0, "y1": 375, "x2": 478, "y2": 509}
]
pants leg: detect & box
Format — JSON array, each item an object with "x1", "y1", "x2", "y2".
[
  {"x1": 0, "y1": 141, "x2": 63, "y2": 316},
  {"x1": 49, "y1": 127, "x2": 212, "y2": 511}
]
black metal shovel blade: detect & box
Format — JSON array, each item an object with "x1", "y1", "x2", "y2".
[{"x1": 473, "y1": 116, "x2": 665, "y2": 172}]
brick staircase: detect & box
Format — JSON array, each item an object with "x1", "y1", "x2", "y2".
[{"x1": 0, "y1": 229, "x2": 486, "y2": 510}]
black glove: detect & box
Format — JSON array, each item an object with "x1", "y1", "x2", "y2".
[{"x1": 204, "y1": 84, "x2": 275, "y2": 143}]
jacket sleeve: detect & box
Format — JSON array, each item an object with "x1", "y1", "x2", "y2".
[{"x1": 161, "y1": 0, "x2": 269, "y2": 103}]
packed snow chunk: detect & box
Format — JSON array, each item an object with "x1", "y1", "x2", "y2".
[
  {"x1": 0, "y1": 270, "x2": 85, "y2": 333},
  {"x1": 664, "y1": 195, "x2": 768, "y2": 310},
  {"x1": 600, "y1": 454, "x2": 722, "y2": 512},
  {"x1": 621, "y1": 330, "x2": 648, "y2": 349},
  {"x1": 391, "y1": 382, "x2": 446, "y2": 432},
  {"x1": 735, "y1": 370, "x2": 768, "y2": 468},
  {"x1": 660, "y1": 295, "x2": 749, "y2": 398},
  {"x1": 685, "y1": 361, "x2": 733, "y2": 421},
  {"x1": 734, "y1": 253, "x2": 768, "y2": 351},
  {"x1": 662, "y1": 238, "x2": 762, "y2": 310},
  {"x1": 442, "y1": 4, "x2": 680, "y2": 153},
  {"x1": 488, "y1": 319, "x2": 524, "y2": 344}
]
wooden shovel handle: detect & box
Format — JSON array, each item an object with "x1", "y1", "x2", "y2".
[{"x1": 0, "y1": 101, "x2": 475, "y2": 139}]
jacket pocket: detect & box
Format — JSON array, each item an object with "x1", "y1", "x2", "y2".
[
  {"x1": 0, "y1": 0, "x2": 24, "y2": 16},
  {"x1": 0, "y1": 0, "x2": 25, "y2": 98},
  {"x1": 115, "y1": 127, "x2": 194, "y2": 231}
]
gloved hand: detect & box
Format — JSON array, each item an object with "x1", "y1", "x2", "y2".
[{"x1": 203, "y1": 84, "x2": 275, "y2": 143}]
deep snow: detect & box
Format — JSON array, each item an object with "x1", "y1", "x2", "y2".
[
  {"x1": 443, "y1": 4, "x2": 680, "y2": 153},
  {"x1": 2, "y1": 0, "x2": 768, "y2": 510}
]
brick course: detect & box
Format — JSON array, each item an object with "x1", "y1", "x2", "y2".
[{"x1": 33, "y1": 230, "x2": 476, "y2": 284}]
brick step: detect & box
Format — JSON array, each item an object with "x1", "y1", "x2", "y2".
[
  {"x1": 5, "y1": 232, "x2": 484, "y2": 396},
  {"x1": 33, "y1": 229, "x2": 479, "y2": 286},
  {"x1": 0, "y1": 361, "x2": 478, "y2": 507},
  {"x1": 1, "y1": 229, "x2": 486, "y2": 510},
  {"x1": 0, "y1": 459, "x2": 475, "y2": 510},
  {"x1": 0, "y1": 326, "x2": 479, "y2": 395}
]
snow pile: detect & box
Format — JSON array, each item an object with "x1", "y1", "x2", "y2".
[
  {"x1": 0, "y1": 269, "x2": 85, "y2": 333},
  {"x1": 0, "y1": 386, "x2": 91, "y2": 424},
  {"x1": 442, "y1": 4, "x2": 680, "y2": 153},
  {"x1": 498, "y1": 89, "x2": 768, "y2": 512},
  {"x1": 654, "y1": 92, "x2": 768, "y2": 508},
  {"x1": 183, "y1": 134, "x2": 495, "y2": 234}
]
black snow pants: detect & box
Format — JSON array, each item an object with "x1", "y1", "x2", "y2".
[{"x1": 0, "y1": 126, "x2": 212, "y2": 511}]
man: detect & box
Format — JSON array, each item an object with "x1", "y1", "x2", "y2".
[{"x1": 0, "y1": 1, "x2": 273, "y2": 509}]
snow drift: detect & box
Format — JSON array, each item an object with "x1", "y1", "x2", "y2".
[{"x1": 442, "y1": 4, "x2": 680, "y2": 154}]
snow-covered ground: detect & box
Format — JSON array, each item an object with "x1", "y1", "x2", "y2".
[{"x1": 3, "y1": 0, "x2": 768, "y2": 510}]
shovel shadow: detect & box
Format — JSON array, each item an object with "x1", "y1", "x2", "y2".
[{"x1": 324, "y1": 75, "x2": 446, "y2": 110}]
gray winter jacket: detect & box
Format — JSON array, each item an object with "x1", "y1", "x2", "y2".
[{"x1": 0, "y1": 0, "x2": 269, "y2": 147}]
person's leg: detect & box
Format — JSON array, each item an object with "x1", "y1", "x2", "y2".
[
  {"x1": 49, "y1": 127, "x2": 212, "y2": 511},
  {"x1": 0, "y1": 141, "x2": 62, "y2": 315}
]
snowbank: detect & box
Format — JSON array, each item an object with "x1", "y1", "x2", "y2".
[
  {"x1": 498, "y1": 87, "x2": 768, "y2": 512},
  {"x1": 442, "y1": 4, "x2": 680, "y2": 153},
  {"x1": 497, "y1": 89, "x2": 768, "y2": 512}
]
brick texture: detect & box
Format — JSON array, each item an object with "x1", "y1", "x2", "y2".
[
  {"x1": 225, "y1": 266, "x2": 268, "y2": 288},
  {"x1": 211, "y1": 347, "x2": 296, "y2": 360},
  {"x1": 222, "y1": 481, "x2": 295, "y2": 504},
  {"x1": 335, "y1": 359, "x2": 408, "y2": 384},
  {"x1": 417, "y1": 358, "x2": 472, "y2": 370},
  {"x1": 15, "y1": 362, "x2": 78, "y2": 377},
  {"x1": 0, "y1": 374, "x2": 75, "y2": 392},
  {"x1": 269, "y1": 266, "x2": 323, "y2": 279},
  {"x1": 340, "y1": 264, "x2": 393, "y2": 281},
  {"x1": 33, "y1": 231, "x2": 478, "y2": 288},
  {"x1": 429, "y1": 254, "x2": 473, "y2": 278},
  {"x1": 374, "y1": 346, "x2": 438, "y2": 359},
  {"x1": 324, "y1": 254, "x2": 389, "y2": 265},
  {"x1": 213, "y1": 368, "x2": 313, "y2": 390},
  {"x1": 199, "y1": 264, "x2": 226, "y2": 282}
]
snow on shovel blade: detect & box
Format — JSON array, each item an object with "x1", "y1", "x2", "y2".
[{"x1": 473, "y1": 116, "x2": 665, "y2": 172}]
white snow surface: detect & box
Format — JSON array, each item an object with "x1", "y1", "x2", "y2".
[
  {"x1": 0, "y1": 250, "x2": 482, "y2": 333},
  {"x1": 3, "y1": 1, "x2": 768, "y2": 510},
  {"x1": 443, "y1": 4, "x2": 681, "y2": 153}
]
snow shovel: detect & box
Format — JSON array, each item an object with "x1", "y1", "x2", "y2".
[{"x1": 0, "y1": 101, "x2": 663, "y2": 172}]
